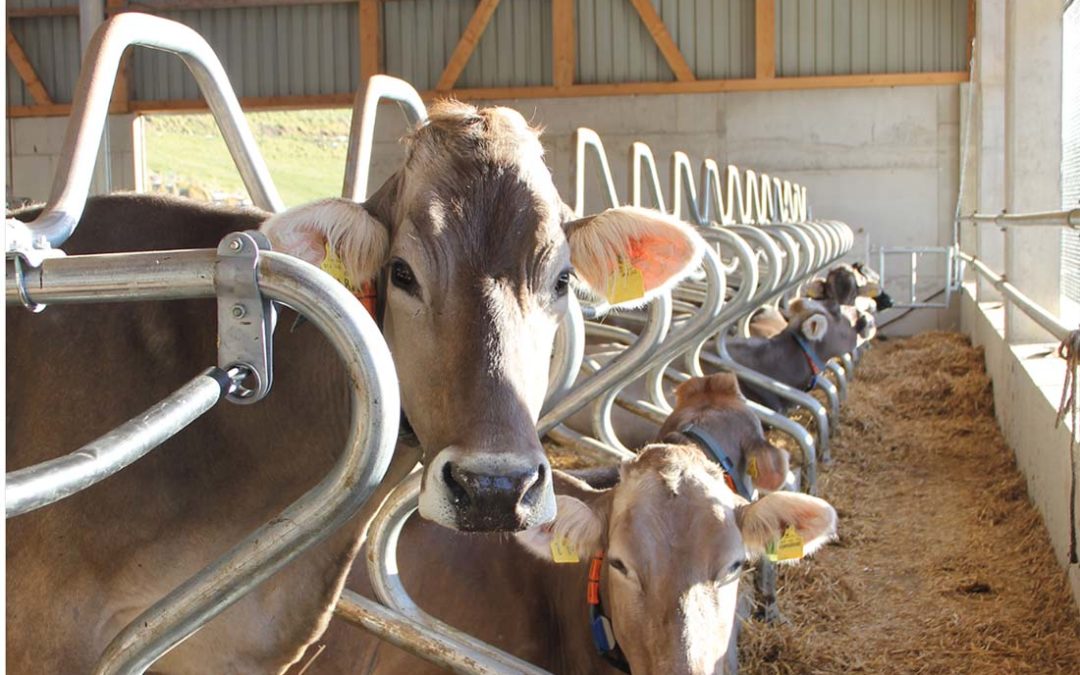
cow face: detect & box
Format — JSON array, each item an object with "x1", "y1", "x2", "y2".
[
  {"x1": 517, "y1": 446, "x2": 836, "y2": 674},
  {"x1": 263, "y1": 102, "x2": 702, "y2": 532},
  {"x1": 786, "y1": 298, "x2": 860, "y2": 363}
]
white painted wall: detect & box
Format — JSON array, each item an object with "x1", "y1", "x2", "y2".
[
  {"x1": 362, "y1": 85, "x2": 962, "y2": 335},
  {"x1": 5, "y1": 114, "x2": 140, "y2": 207}
]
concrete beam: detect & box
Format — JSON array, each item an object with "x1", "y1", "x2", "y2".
[{"x1": 1003, "y1": 0, "x2": 1063, "y2": 343}]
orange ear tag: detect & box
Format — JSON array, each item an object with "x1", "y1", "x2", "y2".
[
  {"x1": 550, "y1": 534, "x2": 580, "y2": 564},
  {"x1": 765, "y1": 525, "x2": 805, "y2": 562},
  {"x1": 606, "y1": 259, "x2": 646, "y2": 304}
]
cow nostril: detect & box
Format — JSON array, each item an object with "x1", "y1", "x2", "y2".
[
  {"x1": 519, "y1": 463, "x2": 547, "y2": 509},
  {"x1": 442, "y1": 462, "x2": 471, "y2": 507}
]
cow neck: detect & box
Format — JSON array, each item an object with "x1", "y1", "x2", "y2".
[
  {"x1": 586, "y1": 552, "x2": 632, "y2": 674},
  {"x1": 788, "y1": 330, "x2": 826, "y2": 391},
  {"x1": 677, "y1": 425, "x2": 752, "y2": 500}
]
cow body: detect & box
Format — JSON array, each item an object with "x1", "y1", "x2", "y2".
[
  {"x1": 7, "y1": 194, "x2": 360, "y2": 673},
  {"x1": 305, "y1": 443, "x2": 833, "y2": 675},
  {"x1": 725, "y1": 299, "x2": 859, "y2": 411},
  {"x1": 8, "y1": 103, "x2": 705, "y2": 672}
]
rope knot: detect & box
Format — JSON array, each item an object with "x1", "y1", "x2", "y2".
[{"x1": 1056, "y1": 327, "x2": 1079, "y2": 564}]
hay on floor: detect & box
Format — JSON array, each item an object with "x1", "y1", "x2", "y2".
[
  {"x1": 740, "y1": 332, "x2": 1080, "y2": 674},
  {"x1": 547, "y1": 331, "x2": 1080, "y2": 673}
]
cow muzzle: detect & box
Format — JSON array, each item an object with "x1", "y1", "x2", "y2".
[{"x1": 418, "y1": 448, "x2": 556, "y2": 532}]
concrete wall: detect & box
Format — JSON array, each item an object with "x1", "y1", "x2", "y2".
[
  {"x1": 362, "y1": 84, "x2": 962, "y2": 335},
  {"x1": 962, "y1": 287, "x2": 1080, "y2": 605},
  {"x1": 6, "y1": 114, "x2": 140, "y2": 207},
  {"x1": 959, "y1": 0, "x2": 1078, "y2": 608}
]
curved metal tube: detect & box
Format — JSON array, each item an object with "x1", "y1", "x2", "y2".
[
  {"x1": 825, "y1": 361, "x2": 848, "y2": 402},
  {"x1": 8, "y1": 249, "x2": 400, "y2": 674},
  {"x1": 342, "y1": 75, "x2": 428, "y2": 202},
  {"x1": 573, "y1": 128, "x2": 620, "y2": 216},
  {"x1": 6, "y1": 368, "x2": 227, "y2": 518},
  {"x1": 539, "y1": 297, "x2": 671, "y2": 434},
  {"x1": 546, "y1": 293, "x2": 586, "y2": 403},
  {"x1": 20, "y1": 13, "x2": 282, "y2": 252},
  {"x1": 366, "y1": 472, "x2": 552, "y2": 675},
  {"x1": 336, "y1": 590, "x2": 528, "y2": 675}
]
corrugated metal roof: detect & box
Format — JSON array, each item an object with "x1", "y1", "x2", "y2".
[
  {"x1": 383, "y1": 0, "x2": 551, "y2": 89},
  {"x1": 7, "y1": 13, "x2": 81, "y2": 106},
  {"x1": 131, "y1": 4, "x2": 359, "y2": 100},
  {"x1": 777, "y1": 0, "x2": 969, "y2": 76},
  {"x1": 5, "y1": 0, "x2": 968, "y2": 107}
]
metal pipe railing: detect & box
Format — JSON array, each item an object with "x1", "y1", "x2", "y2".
[
  {"x1": 957, "y1": 250, "x2": 1073, "y2": 342},
  {"x1": 342, "y1": 75, "x2": 428, "y2": 202},
  {"x1": 958, "y1": 208, "x2": 1080, "y2": 229},
  {"x1": 5, "y1": 368, "x2": 228, "y2": 518},
  {"x1": 9, "y1": 13, "x2": 282, "y2": 257},
  {"x1": 364, "y1": 472, "x2": 551, "y2": 675},
  {"x1": 8, "y1": 248, "x2": 400, "y2": 674}
]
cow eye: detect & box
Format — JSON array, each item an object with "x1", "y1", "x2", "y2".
[
  {"x1": 609, "y1": 558, "x2": 629, "y2": 575},
  {"x1": 554, "y1": 269, "x2": 572, "y2": 297},
  {"x1": 389, "y1": 258, "x2": 418, "y2": 293}
]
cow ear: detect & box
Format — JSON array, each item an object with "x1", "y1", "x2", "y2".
[
  {"x1": 735, "y1": 492, "x2": 837, "y2": 560},
  {"x1": 801, "y1": 313, "x2": 829, "y2": 341},
  {"x1": 261, "y1": 198, "x2": 390, "y2": 285},
  {"x1": 565, "y1": 206, "x2": 703, "y2": 308},
  {"x1": 805, "y1": 278, "x2": 827, "y2": 299},
  {"x1": 515, "y1": 492, "x2": 610, "y2": 564},
  {"x1": 742, "y1": 438, "x2": 789, "y2": 493}
]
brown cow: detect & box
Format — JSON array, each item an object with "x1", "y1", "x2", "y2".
[
  {"x1": 304, "y1": 445, "x2": 835, "y2": 674},
  {"x1": 749, "y1": 263, "x2": 887, "y2": 339},
  {"x1": 6, "y1": 102, "x2": 703, "y2": 672},
  {"x1": 726, "y1": 298, "x2": 859, "y2": 412},
  {"x1": 657, "y1": 372, "x2": 790, "y2": 496}
]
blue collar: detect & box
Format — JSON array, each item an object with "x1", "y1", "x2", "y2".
[
  {"x1": 680, "y1": 424, "x2": 753, "y2": 500},
  {"x1": 791, "y1": 331, "x2": 827, "y2": 389}
]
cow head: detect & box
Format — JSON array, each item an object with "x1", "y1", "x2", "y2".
[
  {"x1": 517, "y1": 446, "x2": 836, "y2": 674},
  {"x1": 262, "y1": 102, "x2": 702, "y2": 532},
  {"x1": 806, "y1": 262, "x2": 890, "y2": 309},
  {"x1": 658, "y1": 373, "x2": 790, "y2": 492},
  {"x1": 785, "y1": 298, "x2": 860, "y2": 364}
]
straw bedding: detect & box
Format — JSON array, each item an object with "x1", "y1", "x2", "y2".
[
  {"x1": 547, "y1": 331, "x2": 1080, "y2": 672},
  {"x1": 740, "y1": 331, "x2": 1080, "y2": 673}
]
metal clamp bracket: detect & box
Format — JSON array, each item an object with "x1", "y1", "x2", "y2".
[{"x1": 216, "y1": 231, "x2": 275, "y2": 404}]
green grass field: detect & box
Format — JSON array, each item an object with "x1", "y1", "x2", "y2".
[{"x1": 144, "y1": 109, "x2": 357, "y2": 207}]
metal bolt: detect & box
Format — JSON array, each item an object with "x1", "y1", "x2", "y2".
[
  {"x1": 231, "y1": 304, "x2": 246, "y2": 318},
  {"x1": 229, "y1": 238, "x2": 243, "y2": 252}
]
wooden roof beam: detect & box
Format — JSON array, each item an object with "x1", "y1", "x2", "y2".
[
  {"x1": 6, "y1": 24, "x2": 53, "y2": 105},
  {"x1": 627, "y1": 0, "x2": 694, "y2": 82},
  {"x1": 435, "y1": 0, "x2": 501, "y2": 92}
]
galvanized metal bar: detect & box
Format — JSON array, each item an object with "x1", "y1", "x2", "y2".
[
  {"x1": 335, "y1": 590, "x2": 524, "y2": 675},
  {"x1": 6, "y1": 368, "x2": 228, "y2": 518},
  {"x1": 342, "y1": 75, "x2": 427, "y2": 202},
  {"x1": 958, "y1": 208, "x2": 1080, "y2": 229},
  {"x1": 6, "y1": 248, "x2": 400, "y2": 674},
  {"x1": 825, "y1": 361, "x2": 848, "y2": 402},
  {"x1": 957, "y1": 250, "x2": 1073, "y2": 342},
  {"x1": 14, "y1": 13, "x2": 282, "y2": 254},
  {"x1": 365, "y1": 472, "x2": 553, "y2": 675},
  {"x1": 573, "y1": 128, "x2": 621, "y2": 215}
]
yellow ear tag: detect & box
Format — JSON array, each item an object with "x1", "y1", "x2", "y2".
[
  {"x1": 606, "y1": 259, "x2": 646, "y2": 305},
  {"x1": 766, "y1": 525, "x2": 804, "y2": 562},
  {"x1": 320, "y1": 242, "x2": 356, "y2": 292},
  {"x1": 550, "y1": 535, "x2": 580, "y2": 564},
  {"x1": 747, "y1": 456, "x2": 759, "y2": 480}
]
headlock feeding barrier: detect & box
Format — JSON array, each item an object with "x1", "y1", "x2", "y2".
[{"x1": 7, "y1": 14, "x2": 889, "y2": 674}]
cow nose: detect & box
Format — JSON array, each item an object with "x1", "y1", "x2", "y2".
[
  {"x1": 442, "y1": 461, "x2": 547, "y2": 531},
  {"x1": 419, "y1": 448, "x2": 557, "y2": 532}
]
